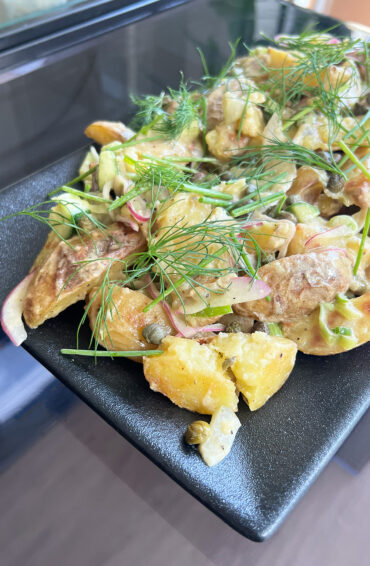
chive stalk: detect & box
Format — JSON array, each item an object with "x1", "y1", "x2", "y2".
[
  {"x1": 231, "y1": 191, "x2": 286, "y2": 217},
  {"x1": 61, "y1": 349, "x2": 162, "y2": 357},
  {"x1": 48, "y1": 165, "x2": 98, "y2": 197}
]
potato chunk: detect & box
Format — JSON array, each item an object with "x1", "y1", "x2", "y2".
[
  {"x1": 143, "y1": 336, "x2": 239, "y2": 414},
  {"x1": 282, "y1": 293, "x2": 370, "y2": 355},
  {"x1": 23, "y1": 223, "x2": 146, "y2": 328},
  {"x1": 210, "y1": 332, "x2": 297, "y2": 411},
  {"x1": 234, "y1": 249, "x2": 352, "y2": 322},
  {"x1": 87, "y1": 287, "x2": 173, "y2": 353},
  {"x1": 85, "y1": 121, "x2": 135, "y2": 145}
]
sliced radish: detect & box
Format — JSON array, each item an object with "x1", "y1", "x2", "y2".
[
  {"x1": 1, "y1": 272, "x2": 33, "y2": 346},
  {"x1": 126, "y1": 195, "x2": 151, "y2": 223},
  {"x1": 180, "y1": 276, "x2": 271, "y2": 315}
]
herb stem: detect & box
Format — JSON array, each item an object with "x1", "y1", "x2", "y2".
[
  {"x1": 48, "y1": 165, "x2": 97, "y2": 197},
  {"x1": 61, "y1": 349, "x2": 162, "y2": 357},
  {"x1": 338, "y1": 140, "x2": 370, "y2": 181},
  {"x1": 231, "y1": 191, "x2": 286, "y2": 217},
  {"x1": 181, "y1": 183, "x2": 232, "y2": 200},
  {"x1": 353, "y1": 207, "x2": 370, "y2": 276},
  {"x1": 143, "y1": 245, "x2": 228, "y2": 312},
  {"x1": 50, "y1": 185, "x2": 111, "y2": 203},
  {"x1": 109, "y1": 186, "x2": 148, "y2": 211},
  {"x1": 199, "y1": 196, "x2": 231, "y2": 206},
  {"x1": 104, "y1": 136, "x2": 164, "y2": 152},
  {"x1": 282, "y1": 105, "x2": 312, "y2": 131}
]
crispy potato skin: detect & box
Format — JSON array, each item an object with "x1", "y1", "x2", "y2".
[
  {"x1": 87, "y1": 287, "x2": 173, "y2": 353},
  {"x1": 30, "y1": 231, "x2": 60, "y2": 272},
  {"x1": 143, "y1": 336, "x2": 239, "y2": 414},
  {"x1": 210, "y1": 332, "x2": 297, "y2": 411},
  {"x1": 283, "y1": 293, "x2": 370, "y2": 355},
  {"x1": 234, "y1": 250, "x2": 352, "y2": 322},
  {"x1": 23, "y1": 223, "x2": 146, "y2": 328},
  {"x1": 85, "y1": 121, "x2": 135, "y2": 145},
  {"x1": 343, "y1": 148, "x2": 370, "y2": 208}
]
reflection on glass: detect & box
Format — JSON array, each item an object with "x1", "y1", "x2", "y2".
[{"x1": 0, "y1": 0, "x2": 85, "y2": 28}]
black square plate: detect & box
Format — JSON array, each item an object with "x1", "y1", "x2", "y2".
[{"x1": 1, "y1": 148, "x2": 369, "y2": 541}]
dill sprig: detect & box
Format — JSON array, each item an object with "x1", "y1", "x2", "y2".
[
  {"x1": 130, "y1": 76, "x2": 201, "y2": 140},
  {"x1": 0, "y1": 199, "x2": 110, "y2": 247},
  {"x1": 234, "y1": 139, "x2": 345, "y2": 176}
]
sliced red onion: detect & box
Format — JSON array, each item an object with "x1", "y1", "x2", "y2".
[
  {"x1": 146, "y1": 277, "x2": 225, "y2": 338},
  {"x1": 1, "y1": 272, "x2": 33, "y2": 346},
  {"x1": 180, "y1": 276, "x2": 271, "y2": 315},
  {"x1": 304, "y1": 225, "x2": 349, "y2": 249},
  {"x1": 240, "y1": 221, "x2": 264, "y2": 230},
  {"x1": 327, "y1": 38, "x2": 340, "y2": 44},
  {"x1": 127, "y1": 196, "x2": 151, "y2": 223}
]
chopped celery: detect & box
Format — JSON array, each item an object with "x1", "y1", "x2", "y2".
[
  {"x1": 328, "y1": 215, "x2": 357, "y2": 234},
  {"x1": 319, "y1": 302, "x2": 358, "y2": 350},
  {"x1": 98, "y1": 149, "x2": 118, "y2": 190},
  {"x1": 267, "y1": 322, "x2": 283, "y2": 336},
  {"x1": 319, "y1": 303, "x2": 336, "y2": 346},
  {"x1": 49, "y1": 192, "x2": 89, "y2": 240},
  {"x1": 287, "y1": 202, "x2": 320, "y2": 222},
  {"x1": 334, "y1": 293, "x2": 362, "y2": 320},
  {"x1": 191, "y1": 305, "x2": 233, "y2": 318},
  {"x1": 332, "y1": 327, "x2": 358, "y2": 349}
]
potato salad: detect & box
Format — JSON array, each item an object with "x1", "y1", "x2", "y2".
[{"x1": 2, "y1": 31, "x2": 369, "y2": 466}]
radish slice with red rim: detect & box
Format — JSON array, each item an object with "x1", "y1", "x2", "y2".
[{"x1": 1, "y1": 272, "x2": 33, "y2": 346}]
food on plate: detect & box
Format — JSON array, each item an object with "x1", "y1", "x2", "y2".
[{"x1": 1, "y1": 31, "x2": 369, "y2": 466}]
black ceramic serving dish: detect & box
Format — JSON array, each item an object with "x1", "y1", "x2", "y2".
[
  {"x1": 0, "y1": 0, "x2": 369, "y2": 542},
  {"x1": 1, "y1": 151, "x2": 369, "y2": 542}
]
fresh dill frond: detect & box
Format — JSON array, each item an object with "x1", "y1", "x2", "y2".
[
  {"x1": 153, "y1": 77, "x2": 200, "y2": 139},
  {"x1": 234, "y1": 139, "x2": 345, "y2": 176},
  {"x1": 0, "y1": 199, "x2": 110, "y2": 247},
  {"x1": 130, "y1": 91, "x2": 166, "y2": 130},
  {"x1": 196, "y1": 39, "x2": 241, "y2": 91}
]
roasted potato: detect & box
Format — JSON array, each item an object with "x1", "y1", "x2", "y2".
[
  {"x1": 85, "y1": 121, "x2": 135, "y2": 145},
  {"x1": 23, "y1": 223, "x2": 146, "y2": 328},
  {"x1": 87, "y1": 286, "x2": 173, "y2": 353},
  {"x1": 245, "y1": 217, "x2": 296, "y2": 254},
  {"x1": 210, "y1": 332, "x2": 297, "y2": 411},
  {"x1": 234, "y1": 249, "x2": 352, "y2": 322},
  {"x1": 143, "y1": 336, "x2": 239, "y2": 414},
  {"x1": 283, "y1": 293, "x2": 370, "y2": 355}
]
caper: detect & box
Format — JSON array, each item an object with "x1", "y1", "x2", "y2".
[
  {"x1": 352, "y1": 101, "x2": 368, "y2": 116},
  {"x1": 327, "y1": 173, "x2": 345, "y2": 193},
  {"x1": 225, "y1": 321, "x2": 243, "y2": 333},
  {"x1": 252, "y1": 321, "x2": 270, "y2": 334},
  {"x1": 142, "y1": 323, "x2": 170, "y2": 345},
  {"x1": 185, "y1": 420, "x2": 211, "y2": 445},
  {"x1": 220, "y1": 313, "x2": 254, "y2": 333}
]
